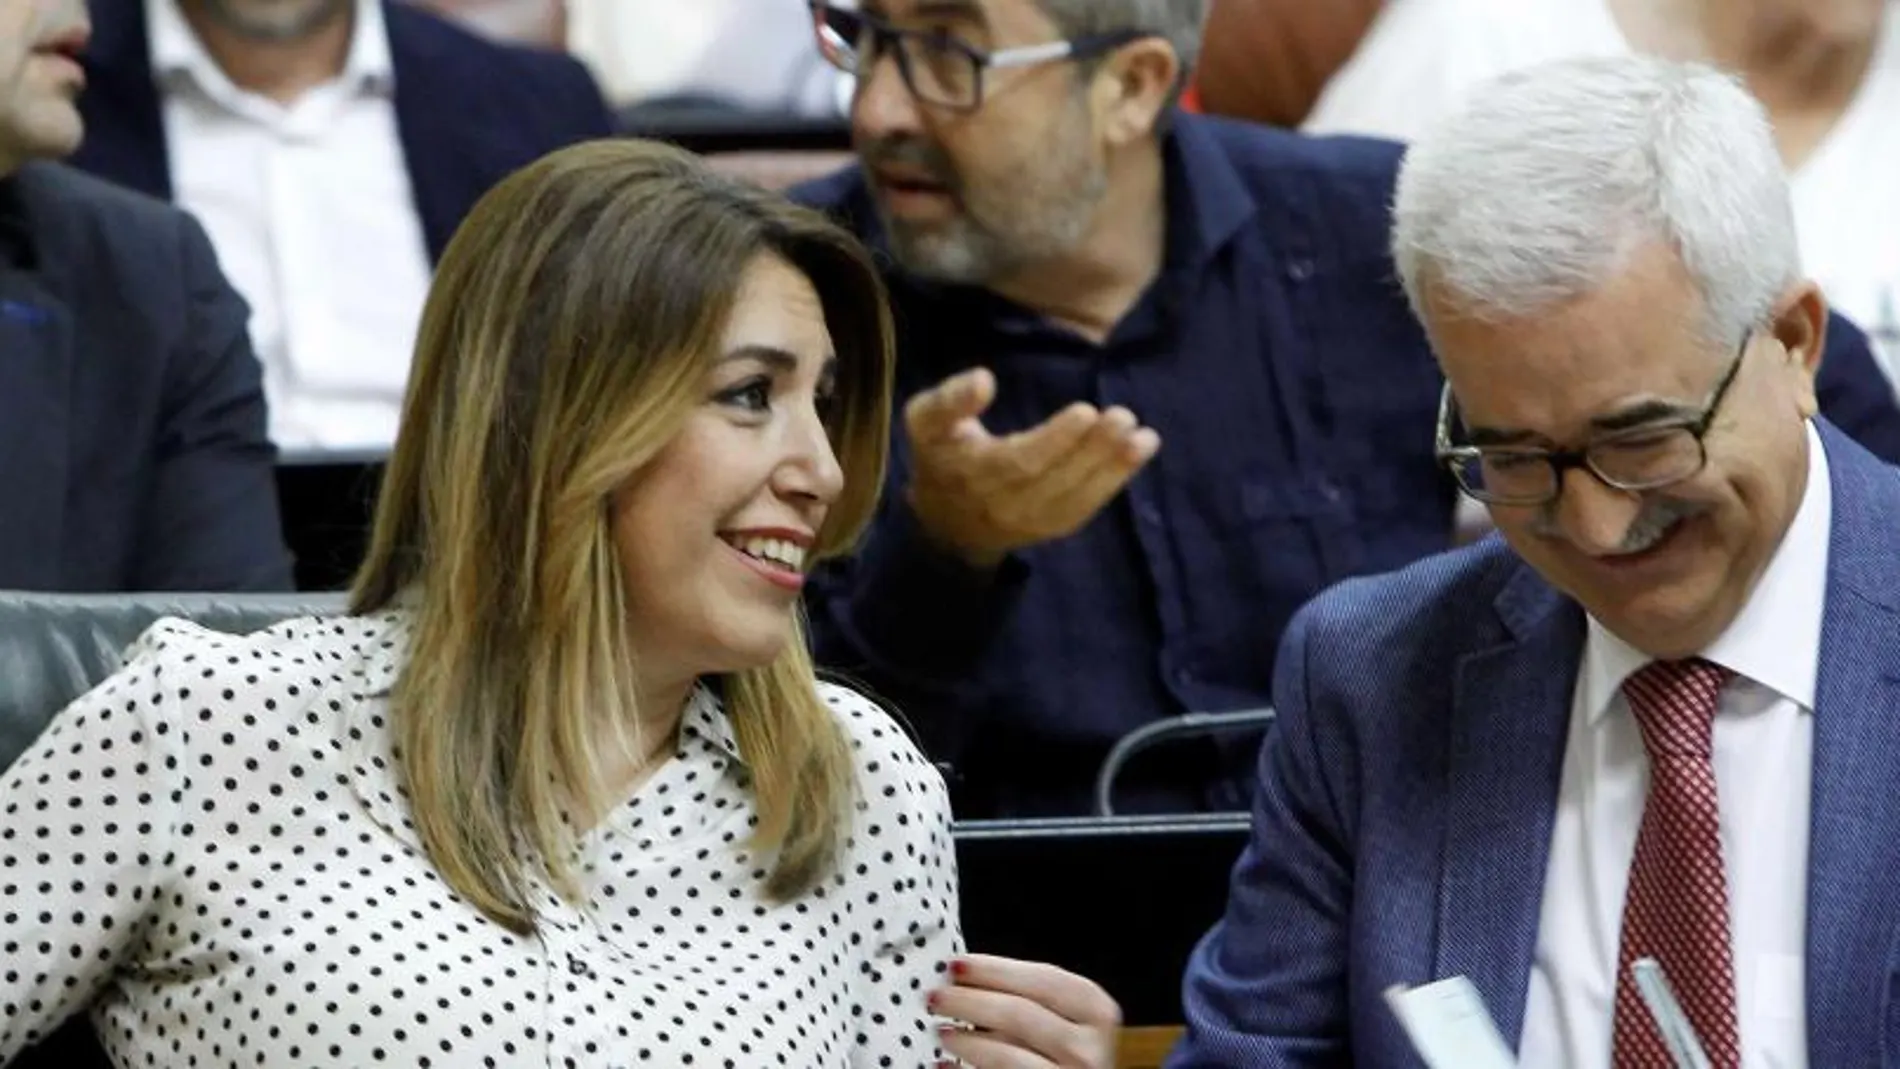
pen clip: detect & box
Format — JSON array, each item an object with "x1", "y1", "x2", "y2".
[{"x1": 1632, "y1": 957, "x2": 1713, "y2": 1069}]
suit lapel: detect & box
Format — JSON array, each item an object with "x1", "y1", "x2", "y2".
[
  {"x1": 386, "y1": 3, "x2": 478, "y2": 263},
  {"x1": 72, "y1": 0, "x2": 173, "y2": 199},
  {"x1": 1435, "y1": 564, "x2": 1583, "y2": 1048},
  {"x1": 0, "y1": 268, "x2": 75, "y2": 587},
  {"x1": 1805, "y1": 424, "x2": 1900, "y2": 1065}
]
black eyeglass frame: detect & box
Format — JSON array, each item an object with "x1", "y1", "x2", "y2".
[
  {"x1": 1434, "y1": 330, "x2": 1756, "y2": 506},
  {"x1": 811, "y1": 2, "x2": 1157, "y2": 112}
]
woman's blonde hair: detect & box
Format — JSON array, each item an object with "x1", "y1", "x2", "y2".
[{"x1": 349, "y1": 139, "x2": 895, "y2": 934}]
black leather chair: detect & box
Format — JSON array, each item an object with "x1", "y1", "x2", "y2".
[{"x1": 0, "y1": 591, "x2": 344, "y2": 1068}]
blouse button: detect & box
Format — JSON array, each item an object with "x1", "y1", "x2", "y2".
[{"x1": 567, "y1": 955, "x2": 595, "y2": 979}]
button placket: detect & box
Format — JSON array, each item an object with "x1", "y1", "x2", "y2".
[{"x1": 538, "y1": 887, "x2": 622, "y2": 1066}]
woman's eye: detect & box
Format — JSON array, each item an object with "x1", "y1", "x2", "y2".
[{"x1": 718, "y1": 379, "x2": 773, "y2": 413}]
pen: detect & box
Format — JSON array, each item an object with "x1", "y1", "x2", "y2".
[{"x1": 1632, "y1": 957, "x2": 1713, "y2": 1069}]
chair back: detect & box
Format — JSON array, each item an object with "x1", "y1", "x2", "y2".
[
  {"x1": 0, "y1": 591, "x2": 345, "y2": 1067},
  {"x1": 0, "y1": 591, "x2": 347, "y2": 771}
]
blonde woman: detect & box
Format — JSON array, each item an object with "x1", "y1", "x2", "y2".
[{"x1": 0, "y1": 139, "x2": 962, "y2": 1065}]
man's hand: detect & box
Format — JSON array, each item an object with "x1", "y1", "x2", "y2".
[
  {"x1": 905, "y1": 368, "x2": 1161, "y2": 570},
  {"x1": 932, "y1": 955, "x2": 1121, "y2": 1068}
]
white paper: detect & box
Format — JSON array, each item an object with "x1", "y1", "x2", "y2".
[{"x1": 1384, "y1": 976, "x2": 1519, "y2": 1069}]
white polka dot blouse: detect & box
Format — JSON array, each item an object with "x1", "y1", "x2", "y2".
[{"x1": 0, "y1": 614, "x2": 961, "y2": 1067}]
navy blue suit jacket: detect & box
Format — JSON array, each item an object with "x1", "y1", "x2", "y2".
[
  {"x1": 72, "y1": 0, "x2": 615, "y2": 263},
  {"x1": 0, "y1": 163, "x2": 291, "y2": 592},
  {"x1": 1171, "y1": 420, "x2": 1900, "y2": 1067}
]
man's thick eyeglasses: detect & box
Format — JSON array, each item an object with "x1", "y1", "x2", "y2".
[
  {"x1": 1435, "y1": 332, "x2": 1755, "y2": 506},
  {"x1": 811, "y1": 2, "x2": 1154, "y2": 112}
]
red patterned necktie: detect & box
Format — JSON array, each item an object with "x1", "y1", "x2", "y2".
[{"x1": 1612, "y1": 658, "x2": 1742, "y2": 1068}]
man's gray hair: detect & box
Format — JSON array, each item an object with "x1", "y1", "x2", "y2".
[
  {"x1": 1392, "y1": 55, "x2": 1799, "y2": 345},
  {"x1": 1035, "y1": 0, "x2": 1209, "y2": 111}
]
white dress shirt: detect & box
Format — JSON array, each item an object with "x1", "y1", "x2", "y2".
[
  {"x1": 1304, "y1": 0, "x2": 1900, "y2": 381},
  {"x1": 1518, "y1": 422, "x2": 1831, "y2": 1068},
  {"x1": 149, "y1": 0, "x2": 434, "y2": 453},
  {"x1": 0, "y1": 613, "x2": 960, "y2": 1065}
]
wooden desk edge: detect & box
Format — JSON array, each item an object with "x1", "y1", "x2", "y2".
[{"x1": 1118, "y1": 1025, "x2": 1184, "y2": 1069}]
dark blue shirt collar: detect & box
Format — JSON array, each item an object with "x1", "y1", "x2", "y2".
[{"x1": 1158, "y1": 111, "x2": 1258, "y2": 275}]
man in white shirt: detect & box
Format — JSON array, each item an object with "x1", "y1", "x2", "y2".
[
  {"x1": 1305, "y1": 0, "x2": 1900, "y2": 387},
  {"x1": 72, "y1": 0, "x2": 613, "y2": 453},
  {"x1": 1171, "y1": 56, "x2": 1900, "y2": 1068}
]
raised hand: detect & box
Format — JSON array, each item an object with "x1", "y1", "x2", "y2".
[{"x1": 904, "y1": 368, "x2": 1160, "y2": 570}]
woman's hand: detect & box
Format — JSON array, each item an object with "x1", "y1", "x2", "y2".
[{"x1": 932, "y1": 954, "x2": 1122, "y2": 1068}]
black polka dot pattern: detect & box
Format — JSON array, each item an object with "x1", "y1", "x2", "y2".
[{"x1": 0, "y1": 615, "x2": 962, "y2": 1066}]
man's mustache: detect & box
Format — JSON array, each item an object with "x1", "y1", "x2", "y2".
[
  {"x1": 1531, "y1": 492, "x2": 1710, "y2": 551},
  {"x1": 1616, "y1": 495, "x2": 1706, "y2": 553}
]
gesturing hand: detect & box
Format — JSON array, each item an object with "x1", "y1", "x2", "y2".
[{"x1": 904, "y1": 368, "x2": 1161, "y2": 570}]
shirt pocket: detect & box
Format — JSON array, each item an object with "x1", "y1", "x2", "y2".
[{"x1": 1239, "y1": 474, "x2": 1365, "y2": 581}]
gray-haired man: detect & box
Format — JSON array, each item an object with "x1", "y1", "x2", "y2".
[{"x1": 1173, "y1": 54, "x2": 1900, "y2": 1068}]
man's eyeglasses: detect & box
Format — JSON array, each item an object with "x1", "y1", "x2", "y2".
[
  {"x1": 1435, "y1": 332, "x2": 1755, "y2": 506},
  {"x1": 811, "y1": 2, "x2": 1154, "y2": 112}
]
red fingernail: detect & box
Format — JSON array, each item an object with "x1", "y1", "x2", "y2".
[
  {"x1": 926, "y1": 991, "x2": 940, "y2": 1010},
  {"x1": 948, "y1": 959, "x2": 968, "y2": 978}
]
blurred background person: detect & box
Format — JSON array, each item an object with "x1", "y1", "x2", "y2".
[
  {"x1": 72, "y1": 0, "x2": 614, "y2": 454},
  {"x1": 1306, "y1": 0, "x2": 1900, "y2": 383},
  {"x1": 793, "y1": 0, "x2": 1453, "y2": 818},
  {"x1": 417, "y1": 0, "x2": 849, "y2": 118},
  {"x1": 414, "y1": 0, "x2": 563, "y2": 47},
  {"x1": 0, "y1": 0, "x2": 290, "y2": 592},
  {"x1": 565, "y1": 0, "x2": 849, "y2": 118}
]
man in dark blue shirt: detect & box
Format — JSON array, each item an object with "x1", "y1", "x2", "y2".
[{"x1": 793, "y1": 0, "x2": 1900, "y2": 818}]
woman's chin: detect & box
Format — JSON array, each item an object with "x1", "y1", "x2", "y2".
[{"x1": 702, "y1": 619, "x2": 796, "y2": 676}]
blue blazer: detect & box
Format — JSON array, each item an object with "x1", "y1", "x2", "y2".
[
  {"x1": 0, "y1": 162, "x2": 292, "y2": 592},
  {"x1": 72, "y1": 0, "x2": 615, "y2": 263},
  {"x1": 1172, "y1": 420, "x2": 1900, "y2": 1067}
]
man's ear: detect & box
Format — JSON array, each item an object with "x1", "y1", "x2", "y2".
[
  {"x1": 1092, "y1": 38, "x2": 1179, "y2": 146},
  {"x1": 1773, "y1": 280, "x2": 1827, "y2": 419}
]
